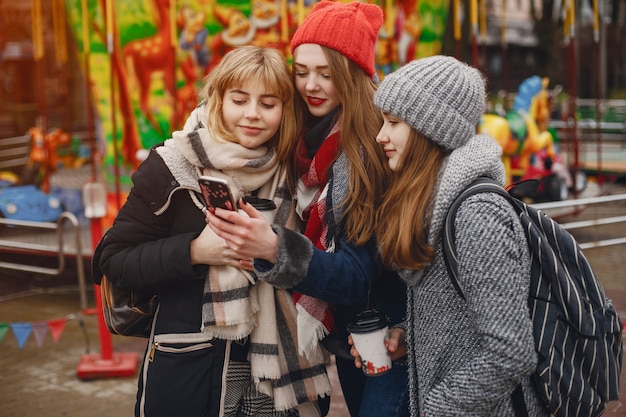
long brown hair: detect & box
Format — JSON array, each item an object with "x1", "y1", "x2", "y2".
[
  {"x1": 376, "y1": 129, "x2": 449, "y2": 270},
  {"x1": 199, "y1": 45, "x2": 297, "y2": 162},
  {"x1": 290, "y1": 46, "x2": 389, "y2": 246}
]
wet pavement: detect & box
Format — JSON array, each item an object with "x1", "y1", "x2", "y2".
[
  {"x1": 1, "y1": 179, "x2": 626, "y2": 417},
  {"x1": 0, "y1": 256, "x2": 350, "y2": 417}
]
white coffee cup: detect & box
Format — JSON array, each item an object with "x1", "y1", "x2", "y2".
[{"x1": 348, "y1": 309, "x2": 392, "y2": 376}]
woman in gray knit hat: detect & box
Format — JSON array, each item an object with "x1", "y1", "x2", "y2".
[{"x1": 350, "y1": 55, "x2": 550, "y2": 417}]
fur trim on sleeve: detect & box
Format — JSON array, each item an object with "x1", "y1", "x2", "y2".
[{"x1": 254, "y1": 225, "x2": 313, "y2": 289}]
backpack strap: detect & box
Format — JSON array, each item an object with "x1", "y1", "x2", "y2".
[
  {"x1": 442, "y1": 177, "x2": 529, "y2": 417},
  {"x1": 512, "y1": 384, "x2": 529, "y2": 417},
  {"x1": 442, "y1": 177, "x2": 510, "y2": 300}
]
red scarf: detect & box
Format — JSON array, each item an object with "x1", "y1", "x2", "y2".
[{"x1": 293, "y1": 131, "x2": 341, "y2": 338}]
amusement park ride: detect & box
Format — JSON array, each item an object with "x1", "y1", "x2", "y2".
[
  {"x1": 480, "y1": 75, "x2": 588, "y2": 203},
  {"x1": 0, "y1": 76, "x2": 588, "y2": 227}
]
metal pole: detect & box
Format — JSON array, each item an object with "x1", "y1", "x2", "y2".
[
  {"x1": 470, "y1": 0, "x2": 478, "y2": 67},
  {"x1": 32, "y1": 0, "x2": 49, "y2": 192},
  {"x1": 105, "y1": 0, "x2": 122, "y2": 210},
  {"x1": 75, "y1": 0, "x2": 137, "y2": 380},
  {"x1": 80, "y1": 0, "x2": 112, "y2": 361},
  {"x1": 593, "y1": 0, "x2": 604, "y2": 185},
  {"x1": 599, "y1": 0, "x2": 608, "y2": 100}
]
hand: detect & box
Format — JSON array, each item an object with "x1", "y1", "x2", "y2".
[
  {"x1": 348, "y1": 327, "x2": 407, "y2": 369},
  {"x1": 348, "y1": 334, "x2": 364, "y2": 369},
  {"x1": 386, "y1": 327, "x2": 407, "y2": 361},
  {"x1": 206, "y1": 198, "x2": 279, "y2": 263},
  {"x1": 190, "y1": 223, "x2": 253, "y2": 270}
]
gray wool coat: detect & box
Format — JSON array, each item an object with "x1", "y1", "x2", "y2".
[{"x1": 399, "y1": 135, "x2": 551, "y2": 417}]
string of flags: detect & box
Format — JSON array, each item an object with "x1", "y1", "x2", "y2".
[
  {"x1": 1, "y1": 313, "x2": 624, "y2": 350},
  {"x1": 0, "y1": 313, "x2": 81, "y2": 349}
]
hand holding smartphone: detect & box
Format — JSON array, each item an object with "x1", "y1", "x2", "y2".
[{"x1": 198, "y1": 176, "x2": 237, "y2": 213}]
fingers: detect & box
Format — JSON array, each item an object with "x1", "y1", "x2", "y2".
[
  {"x1": 350, "y1": 346, "x2": 363, "y2": 369},
  {"x1": 205, "y1": 201, "x2": 276, "y2": 263},
  {"x1": 206, "y1": 207, "x2": 257, "y2": 236},
  {"x1": 387, "y1": 328, "x2": 402, "y2": 353},
  {"x1": 224, "y1": 258, "x2": 253, "y2": 270},
  {"x1": 191, "y1": 224, "x2": 248, "y2": 267},
  {"x1": 206, "y1": 209, "x2": 236, "y2": 230},
  {"x1": 206, "y1": 211, "x2": 243, "y2": 247},
  {"x1": 238, "y1": 258, "x2": 254, "y2": 271},
  {"x1": 387, "y1": 328, "x2": 408, "y2": 361},
  {"x1": 238, "y1": 198, "x2": 265, "y2": 220},
  {"x1": 347, "y1": 335, "x2": 363, "y2": 368}
]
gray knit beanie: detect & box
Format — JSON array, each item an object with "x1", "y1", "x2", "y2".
[{"x1": 373, "y1": 55, "x2": 486, "y2": 151}]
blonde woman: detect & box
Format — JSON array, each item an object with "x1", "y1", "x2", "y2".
[{"x1": 93, "y1": 46, "x2": 331, "y2": 417}]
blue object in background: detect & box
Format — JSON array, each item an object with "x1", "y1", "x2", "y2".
[
  {"x1": 0, "y1": 185, "x2": 63, "y2": 222},
  {"x1": 50, "y1": 186, "x2": 84, "y2": 220}
]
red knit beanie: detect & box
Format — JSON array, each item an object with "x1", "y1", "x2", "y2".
[{"x1": 290, "y1": 1, "x2": 383, "y2": 78}]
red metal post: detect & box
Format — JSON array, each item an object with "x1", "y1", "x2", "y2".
[
  {"x1": 75, "y1": 0, "x2": 137, "y2": 380},
  {"x1": 91, "y1": 218, "x2": 112, "y2": 359},
  {"x1": 76, "y1": 211, "x2": 138, "y2": 379}
]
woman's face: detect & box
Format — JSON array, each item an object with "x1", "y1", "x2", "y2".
[
  {"x1": 376, "y1": 112, "x2": 411, "y2": 171},
  {"x1": 222, "y1": 79, "x2": 283, "y2": 149},
  {"x1": 292, "y1": 44, "x2": 341, "y2": 118}
]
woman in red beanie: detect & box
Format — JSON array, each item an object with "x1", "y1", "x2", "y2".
[{"x1": 207, "y1": 2, "x2": 409, "y2": 417}]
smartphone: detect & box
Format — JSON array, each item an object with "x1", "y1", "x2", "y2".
[{"x1": 198, "y1": 176, "x2": 237, "y2": 212}]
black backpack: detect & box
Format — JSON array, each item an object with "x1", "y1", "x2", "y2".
[{"x1": 442, "y1": 177, "x2": 623, "y2": 417}]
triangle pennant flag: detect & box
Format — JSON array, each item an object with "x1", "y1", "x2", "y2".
[
  {"x1": 32, "y1": 322, "x2": 49, "y2": 347},
  {"x1": 11, "y1": 322, "x2": 32, "y2": 349},
  {"x1": 0, "y1": 322, "x2": 9, "y2": 345},
  {"x1": 47, "y1": 318, "x2": 67, "y2": 343}
]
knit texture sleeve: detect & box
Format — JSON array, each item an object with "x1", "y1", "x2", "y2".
[{"x1": 422, "y1": 192, "x2": 536, "y2": 416}]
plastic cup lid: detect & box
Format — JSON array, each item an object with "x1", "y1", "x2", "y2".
[
  {"x1": 347, "y1": 309, "x2": 389, "y2": 333},
  {"x1": 244, "y1": 196, "x2": 276, "y2": 211}
]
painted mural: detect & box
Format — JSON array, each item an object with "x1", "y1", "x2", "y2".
[{"x1": 63, "y1": 0, "x2": 449, "y2": 190}]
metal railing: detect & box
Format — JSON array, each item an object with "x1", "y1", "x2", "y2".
[
  {"x1": 548, "y1": 98, "x2": 626, "y2": 144},
  {"x1": 549, "y1": 119, "x2": 626, "y2": 144},
  {"x1": 0, "y1": 212, "x2": 88, "y2": 310},
  {"x1": 533, "y1": 193, "x2": 626, "y2": 250}
]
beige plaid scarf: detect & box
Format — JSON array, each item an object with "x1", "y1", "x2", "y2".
[{"x1": 171, "y1": 110, "x2": 331, "y2": 412}]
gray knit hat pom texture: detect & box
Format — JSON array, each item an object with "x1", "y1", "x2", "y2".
[{"x1": 374, "y1": 55, "x2": 486, "y2": 151}]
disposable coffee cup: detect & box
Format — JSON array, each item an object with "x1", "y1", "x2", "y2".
[
  {"x1": 347, "y1": 309, "x2": 391, "y2": 376},
  {"x1": 243, "y1": 196, "x2": 276, "y2": 223}
]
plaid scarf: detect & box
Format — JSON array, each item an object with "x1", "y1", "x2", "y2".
[
  {"x1": 168, "y1": 106, "x2": 331, "y2": 413},
  {"x1": 293, "y1": 123, "x2": 341, "y2": 356}
]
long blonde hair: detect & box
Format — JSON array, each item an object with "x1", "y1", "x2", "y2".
[
  {"x1": 376, "y1": 130, "x2": 449, "y2": 270},
  {"x1": 292, "y1": 46, "x2": 389, "y2": 246},
  {"x1": 199, "y1": 45, "x2": 297, "y2": 162}
]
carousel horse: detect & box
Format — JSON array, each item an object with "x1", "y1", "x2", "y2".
[
  {"x1": 479, "y1": 76, "x2": 556, "y2": 186},
  {"x1": 25, "y1": 127, "x2": 73, "y2": 191}
]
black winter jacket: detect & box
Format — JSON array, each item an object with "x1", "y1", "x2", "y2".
[{"x1": 93, "y1": 146, "x2": 209, "y2": 335}]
